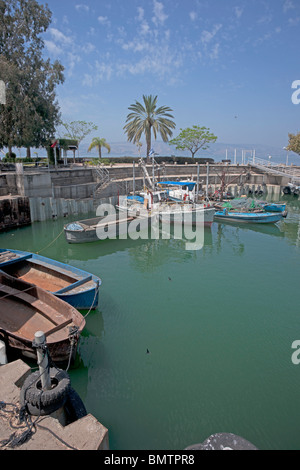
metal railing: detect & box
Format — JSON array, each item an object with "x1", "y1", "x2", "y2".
[{"x1": 248, "y1": 156, "x2": 300, "y2": 183}]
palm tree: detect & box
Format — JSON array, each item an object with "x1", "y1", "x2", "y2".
[
  {"x1": 123, "y1": 95, "x2": 176, "y2": 162},
  {"x1": 88, "y1": 137, "x2": 111, "y2": 159}
]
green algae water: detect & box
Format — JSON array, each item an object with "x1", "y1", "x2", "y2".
[{"x1": 1, "y1": 196, "x2": 300, "y2": 450}]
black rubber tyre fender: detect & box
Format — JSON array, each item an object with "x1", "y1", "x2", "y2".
[
  {"x1": 20, "y1": 367, "x2": 70, "y2": 416},
  {"x1": 64, "y1": 387, "x2": 87, "y2": 424}
]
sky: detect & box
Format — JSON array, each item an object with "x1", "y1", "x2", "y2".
[{"x1": 39, "y1": 0, "x2": 300, "y2": 161}]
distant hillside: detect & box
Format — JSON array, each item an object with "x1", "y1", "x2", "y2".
[
  {"x1": 80, "y1": 140, "x2": 297, "y2": 164},
  {"x1": 4, "y1": 140, "x2": 299, "y2": 165}
]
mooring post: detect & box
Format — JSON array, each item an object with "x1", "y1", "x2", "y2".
[
  {"x1": 35, "y1": 331, "x2": 51, "y2": 391},
  {"x1": 206, "y1": 162, "x2": 209, "y2": 200}
]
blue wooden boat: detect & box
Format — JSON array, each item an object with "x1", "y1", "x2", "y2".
[
  {"x1": 0, "y1": 249, "x2": 101, "y2": 309},
  {"x1": 214, "y1": 209, "x2": 283, "y2": 224},
  {"x1": 259, "y1": 202, "x2": 287, "y2": 213}
]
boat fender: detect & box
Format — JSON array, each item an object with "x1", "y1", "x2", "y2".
[
  {"x1": 20, "y1": 367, "x2": 70, "y2": 417},
  {"x1": 282, "y1": 211, "x2": 288, "y2": 218},
  {"x1": 64, "y1": 387, "x2": 87, "y2": 424}
]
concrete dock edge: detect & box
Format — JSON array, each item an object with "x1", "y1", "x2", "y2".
[{"x1": 0, "y1": 360, "x2": 109, "y2": 450}]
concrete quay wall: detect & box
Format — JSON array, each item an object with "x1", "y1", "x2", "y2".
[
  {"x1": 0, "y1": 164, "x2": 297, "y2": 223},
  {"x1": 1, "y1": 163, "x2": 297, "y2": 199}
]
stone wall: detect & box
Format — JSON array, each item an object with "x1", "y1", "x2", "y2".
[{"x1": 0, "y1": 196, "x2": 31, "y2": 231}]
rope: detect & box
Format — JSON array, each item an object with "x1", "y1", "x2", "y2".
[
  {"x1": 64, "y1": 280, "x2": 100, "y2": 372},
  {"x1": 36, "y1": 229, "x2": 64, "y2": 254},
  {"x1": 0, "y1": 368, "x2": 43, "y2": 449}
]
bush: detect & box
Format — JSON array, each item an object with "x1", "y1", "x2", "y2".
[{"x1": 4, "y1": 152, "x2": 16, "y2": 162}]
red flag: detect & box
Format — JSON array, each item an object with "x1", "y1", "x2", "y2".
[{"x1": 51, "y1": 140, "x2": 58, "y2": 148}]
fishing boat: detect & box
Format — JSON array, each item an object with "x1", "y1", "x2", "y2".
[
  {"x1": 64, "y1": 213, "x2": 140, "y2": 244},
  {"x1": 0, "y1": 249, "x2": 101, "y2": 309},
  {"x1": 258, "y1": 202, "x2": 287, "y2": 214},
  {"x1": 158, "y1": 203, "x2": 215, "y2": 226},
  {"x1": 157, "y1": 180, "x2": 196, "y2": 202},
  {"x1": 0, "y1": 270, "x2": 85, "y2": 362},
  {"x1": 117, "y1": 190, "x2": 215, "y2": 226},
  {"x1": 214, "y1": 208, "x2": 283, "y2": 224}
]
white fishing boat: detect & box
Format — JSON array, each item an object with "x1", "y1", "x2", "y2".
[
  {"x1": 117, "y1": 190, "x2": 215, "y2": 226},
  {"x1": 157, "y1": 180, "x2": 196, "y2": 202}
]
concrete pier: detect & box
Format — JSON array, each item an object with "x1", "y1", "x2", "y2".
[{"x1": 0, "y1": 360, "x2": 109, "y2": 450}]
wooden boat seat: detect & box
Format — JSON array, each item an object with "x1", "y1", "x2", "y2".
[{"x1": 0, "y1": 283, "x2": 68, "y2": 328}]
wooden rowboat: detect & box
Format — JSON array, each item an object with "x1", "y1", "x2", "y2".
[
  {"x1": 0, "y1": 270, "x2": 85, "y2": 363},
  {"x1": 64, "y1": 214, "x2": 137, "y2": 244},
  {"x1": 0, "y1": 249, "x2": 101, "y2": 310},
  {"x1": 214, "y1": 209, "x2": 283, "y2": 224}
]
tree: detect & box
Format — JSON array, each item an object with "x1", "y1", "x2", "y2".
[
  {"x1": 169, "y1": 126, "x2": 217, "y2": 159},
  {"x1": 286, "y1": 132, "x2": 300, "y2": 156},
  {"x1": 60, "y1": 120, "x2": 98, "y2": 162},
  {"x1": 0, "y1": 0, "x2": 64, "y2": 155},
  {"x1": 88, "y1": 137, "x2": 111, "y2": 159},
  {"x1": 123, "y1": 95, "x2": 175, "y2": 162}
]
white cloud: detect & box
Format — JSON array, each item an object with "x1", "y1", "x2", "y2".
[
  {"x1": 67, "y1": 53, "x2": 81, "y2": 77},
  {"x1": 189, "y1": 11, "x2": 197, "y2": 21},
  {"x1": 283, "y1": 0, "x2": 295, "y2": 13},
  {"x1": 82, "y1": 74, "x2": 94, "y2": 87},
  {"x1": 136, "y1": 6, "x2": 150, "y2": 35},
  {"x1": 152, "y1": 0, "x2": 168, "y2": 26},
  {"x1": 75, "y1": 4, "x2": 89, "y2": 13},
  {"x1": 209, "y1": 43, "x2": 220, "y2": 60},
  {"x1": 201, "y1": 24, "x2": 222, "y2": 44},
  {"x1": 136, "y1": 7, "x2": 144, "y2": 22},
  {"x1": 81, "y1": 42, "x2": 95, "y2": 54},
  {"x1": 234, "y1": 6, "x2": 243, "y2": 19},
  {"x1": 49, "y1": 28, "x2": 73, "y2": 45},
  {"x1": 44, "y1": 40, "x2": 63, "y2": 56},
  {"x1": 95, "y1": 61, "x2": 113, "y2": 80},
  {"x1": 288, "y1": 16, "x2": 300, "y2": 25},
  {"x1": 98, "y1": 16, "x2": 110, "y2": 26},
  {"x1": 257, "y1": 14, "x2": 273, "y2": 25}
]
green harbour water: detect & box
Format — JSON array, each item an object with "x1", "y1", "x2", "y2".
[{"x1": 1, "y1": 195, "x2": 300, "y2": 450}]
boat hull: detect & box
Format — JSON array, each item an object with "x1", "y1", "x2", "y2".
[
  {"x1": 214, "y1": 211, "x2": 283, "y2": 224},
  {"x1": 0, "y1": 271, "x2": 85, "y2": 362},
  {"x1": 64, "y1": 215, "x2": 136, "y2": 244},
  {"x1": 0, "y1": 249, "x2": 101, "y2": 309},
  {"x1": 159, "y1": 206, "x2": 215, "y2": 226}
]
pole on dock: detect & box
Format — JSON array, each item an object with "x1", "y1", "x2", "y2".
[
  {"x1": 133, "y1": 161, "x2": 135, "y2": 195},
  {"x1": 196, "y1": 164, "x2": 200, "y2": 200},
  {"x1": 152, "y1": 157, "x2": 155, "y2": 190},
  {"x1": 34, "y1": 331, "x2": 51, "y2": 391},
  {"x1": 206, "y1": 162, "x2": 209, "y2": 200}
]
